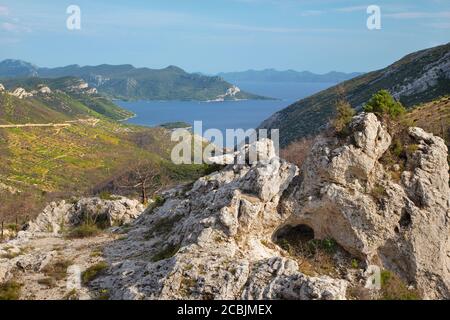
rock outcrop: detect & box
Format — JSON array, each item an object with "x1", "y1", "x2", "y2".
[
  {"x1": 37, "y1": 85, "x2": 52, "y2": 94},
  {"x1": 94, "y1": 139, "x2": 347, "y2": 300},
  {"x1": 1, "y1": 113, "x2": 448, "y2": 300},
  {"x1": 0, "y1": 83, "x2": 5, "y2": 92},
  {"x1": 94, "y1": 115, "x2": 449, "y2": 300},
  {"x1": 10, "y1": 87, "x2": 33, "y2": 99},
  {"x1": 279, "y1": 113, "x2": 450, "y2": 299},
  {"x1": 27, "y1": 196, "x2": 145, "y2": 236}
]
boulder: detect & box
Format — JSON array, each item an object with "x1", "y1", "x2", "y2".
[
  {"x1": 10, "y1": 87, "x2": 33, "y2": 99},
  {"x1": 26, "y1": 196, "x2": 145, "y2": 236}
]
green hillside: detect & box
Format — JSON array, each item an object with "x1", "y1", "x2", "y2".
[
  {"x1": 0, "y1": 85, "x2": 214, "y2": 224},
  {"x1": 0, "y1": 77, "x2": 133, "y2": 121},
  {"x1": 260, "y1": 43, "x2": 450, "y2": 147}
]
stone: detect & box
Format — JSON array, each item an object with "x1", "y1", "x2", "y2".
[
  {"x1": 26, "y1": 196, "x2": 145, "y2": 236},
  {"x1": 10, "y1": 87, "x2": 33, "y2": 99},
  {"x1": 280, "y1": 113, "x2": 450, "y2": 299}
]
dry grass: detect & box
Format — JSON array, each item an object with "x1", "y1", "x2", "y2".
[
  {"x1": 280, "y1": 137, "x2": 314, "y2": 168},
  {"x1": 380, "y1": 270, "x2": 422, "y2": 300},
  {"x1": 0, "y1": 280, "x2": 22, "y2": 300},
  {"x1": 82, "y1": 261, "x2": 108, "y2": 284},
  {"x1": 41, "y1": 258, "x2": 73, "y2": 281}
]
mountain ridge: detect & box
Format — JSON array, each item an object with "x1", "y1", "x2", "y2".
[
  {"x1": 218, "y1": 69, "x2": 362, "y2": 83},
  {"x1": 0, "y1": 60, "x2": 269, "y2": 101}
]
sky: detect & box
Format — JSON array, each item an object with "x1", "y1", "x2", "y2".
[{"x1": 0, "y1": 0, "x2": 449, "y2": 74}]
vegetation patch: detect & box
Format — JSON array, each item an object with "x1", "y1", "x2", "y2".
[
  {"x1": 280, "y1": 137, "x2": 314, "y2": 168},
  {"x1": 37, "y1": 277, "x2": 56, "y2": 288},
  {"x1": 0, "y1": 280, "x2": 22, "y2": 300},
  {"x1": 333, "y1": 93, "x2": 356, "y2": 137},
  {"x1": 66, "y1": 223, "x2": 102, "y2": 239},
  {"x1": 63, "y1": 289, "x2": 79, "y2": 300},
  {"x1": 379, "y1": 270, "x2": 421, "y2": 300},
  {"x1": 275, "y1": 224, "x2": 357, "y2": 277},
  {"x1": 82, "y1": 261, "x2": 108, "y2": 285},
  {"x1": 146, "y1": 214, "x2": 183, "y2": 239},
  {"x1": 42, "y1": 258, "x2": 73, "y2": 281},
  {"x1": 363, "y1": 90, "x2": 406, "y2": 118},
  {"x1": 151, "y1": 243, "x2": 181, "y2": 262}
]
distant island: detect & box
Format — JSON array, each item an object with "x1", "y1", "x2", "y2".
[
  {"x1": 218, "y1": 69, "x2": 362, "y2": 84},
  {"x1": 0, "y1": 60, "x2": 271, "y2": 102}
]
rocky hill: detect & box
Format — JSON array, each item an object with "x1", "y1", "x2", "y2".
[
  {"x1": 260, "y1": 43, "x2": 450, "y2": 147},
  {"x1": 0, "y1": 60, "x2": 268, "y2": 101},
  {"x1": 0, "y1": 78, "x2": 133, "y2": 122},
  {"x1": 1, "y1": 113, "x2": 448, "y2": 300}
]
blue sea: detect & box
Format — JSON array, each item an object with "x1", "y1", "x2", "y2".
[{"x1": 117, "y1": 81, "x2": 335, "y2": 146}]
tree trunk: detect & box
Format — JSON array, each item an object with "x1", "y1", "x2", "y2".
[{"x1": 141, "y1": 181, "x2": 148, "y2": 205}]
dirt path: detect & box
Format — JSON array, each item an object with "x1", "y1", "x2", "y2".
[{"x1": 0, "y1": 118, "x2": 100, "y2": 129}]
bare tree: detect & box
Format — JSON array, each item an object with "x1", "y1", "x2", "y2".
[{"x1": 118, "y1": 160, "x2": 169, "y2": 204}]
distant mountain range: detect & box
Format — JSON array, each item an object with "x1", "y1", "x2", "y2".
[
  {"x1": 259, "y1": 43, "x2": 450, "y2": 147},
  {"x1": 218, "y1": 69, "x2": 362, "y2": 84},
  {"x1": 0, "y1": 60, "x2": 269, "y2": 101}
]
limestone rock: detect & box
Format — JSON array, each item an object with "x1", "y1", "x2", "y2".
[
  {"x1": 26, "y1": 196, "x2": 145, "y2": 236},
  {"x1": 280, "y1": 113, "x2": 450, "y2": 299},
  {"x1": 0, "y1": 83, "x2": 5, "y2": 92},
  {"x1": 93, "y1": 139, "x2": 350, "y2": 300},
  {"x1": 10, "y1": 87, "x2": 33, "y2": 99},
  {"x1": 37, "y1": 85, "x2": 52, "y2": 94}
]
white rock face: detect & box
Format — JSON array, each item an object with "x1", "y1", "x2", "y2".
[
  {"x1": 280, "y1": 113, "x2": 450, "y2": 299},
  {"x1": 10, "y1": 87, "x2": 33, "y2": 99},
  {"x1": 212, "y1": 85, "x2": 242, "y2": 102},
  {"x1": 37, "y1": 85, "x2": 52, "y2": 94},
  {"x1": 0, "y1": 83, "x2": 5, "y2": 92},
  {"x1": 26, "y1": 197, "x2": 145, "y2": 236}
]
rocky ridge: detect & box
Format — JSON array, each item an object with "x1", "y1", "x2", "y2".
[{"x1": 0, "y1": 113, "x2": 449, "y2": 300}]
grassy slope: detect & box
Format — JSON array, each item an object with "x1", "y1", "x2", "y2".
[
  {"x1": 260, "y1": 43, "x2": 450, "y2": 147},
  {"x1": 0, "y1": 77, "x2": 134, "y2": 121},
  {"x1": 0, "y1": 90, "x2": 212, "y2": 223},
  {"x1": 404, "y1": 96, "x2": 450, "y2": 145}
]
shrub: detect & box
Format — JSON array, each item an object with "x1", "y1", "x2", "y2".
[
  {"x1": 66, "y1": 223, "x2": 101, "y2": 239},
  {"x1": 363, "y1": 90, "x2": 406, "y2": 118},
  {"x1": 98, "y1": 191, "x2": 119, "y2": 201},
  {"x1": 0, "y1": 281, "x2": 22, "y2": 300},
  {"x1": 333, "y1": 99, "x2": 356, "y2": 136},
  {"x1": 280, "y1": 137, "x2": 314, "y2": 168},
  {"x1": 82, "y1": 262, "x2": 108, "y2": 284},
  {"x1": 42, "y1": 259, "x2": 73, "y2": 281},
  {"x1": 371, "y1": 184, "x2": 387, "y2": 202},
  {"x1": 380, "y1": 270, "x2": 421, "y2": 300}
]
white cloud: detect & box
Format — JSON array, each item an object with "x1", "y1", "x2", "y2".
[
  {"x1": 214, "y1": 22, "x2": 343, "y2": 34},
  {"x1": 1, "y1": 22, "x2": 31, "y2": 33},
  {"x1": 299, "y1": 10, "x2": 323, "y2": 17},
  {"x1": 385, "y1": 11, "x2": 450, "y2": 19},
  {"x1": 335, "y1": 6, "x2": 367, "y2": 13},
  {"x1": 425, "y1": 22, "x2": 450, "y2": 29},
  {"x1": 0, "y1": 5, "x2": 9, "y2": 16}
]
